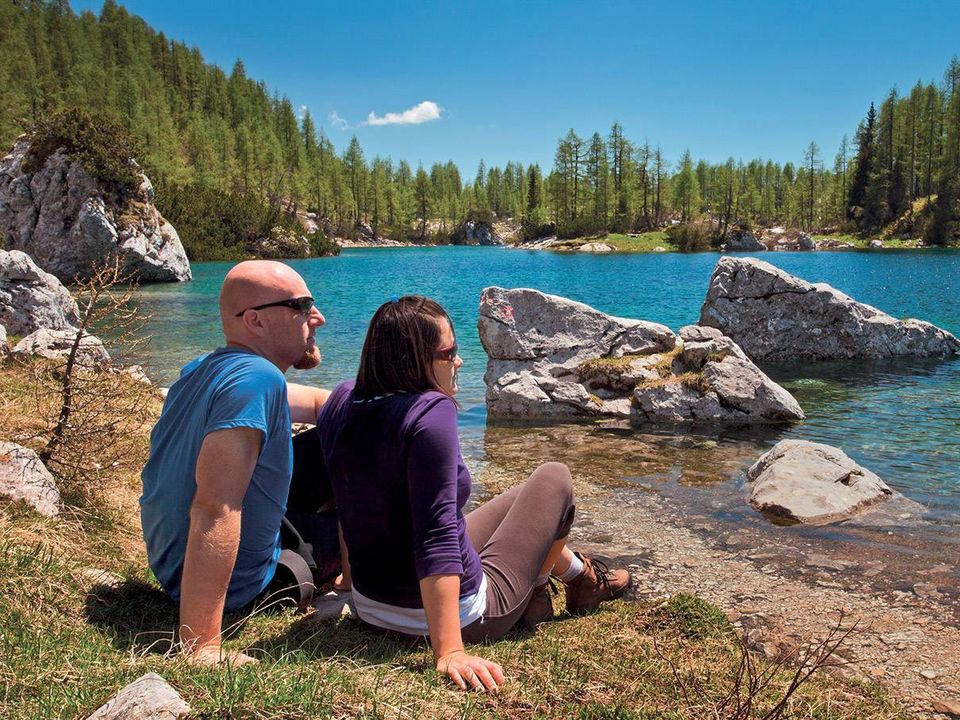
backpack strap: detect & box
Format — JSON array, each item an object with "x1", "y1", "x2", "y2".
[{"x1": 276, "y1": 515, "x2": 320, "y2": 611}]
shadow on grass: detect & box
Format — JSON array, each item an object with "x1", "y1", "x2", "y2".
[
  {"x1": 84, "y1": 578, "x2": 178, "y2": 655},
  {"x1": 256, "y1": 611, "x2": 433, "y2": 667}
]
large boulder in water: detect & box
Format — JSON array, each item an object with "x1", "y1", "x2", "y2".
[
  {"x1": 0, "y1": 248, "x2": 79, "y2": 335},
  {"x1": 0, "y1": 137, "x2": 191, "y2": 283},
  {"x1": 477, "y1": 287, "x2": 803, "y2": 425},
  {"x1": 746, "y1": 440, "x2": 894, "y2": 525},
  {"x1": 699, "y1": 257, "x2": 960, "y2": 361}
]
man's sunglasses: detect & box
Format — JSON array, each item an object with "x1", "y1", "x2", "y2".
[
  {"x1": 434, "y1": 343, "x2": 458, "y2": 361},
  {"x1": 235, "y1": 296, "x2": 315, "y2": 317}
]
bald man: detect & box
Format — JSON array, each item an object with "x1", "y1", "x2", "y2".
[{"x1": 140, "y1": 261, "x2": 332, "y2": 667}]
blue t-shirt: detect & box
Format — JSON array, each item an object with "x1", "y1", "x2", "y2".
[{"x1": 140, "y1": 347, "x2": 292, "y2": 610}]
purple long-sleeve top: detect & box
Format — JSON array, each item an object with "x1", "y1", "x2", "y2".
[{"x1": 315, "y1": 381, "x2": 484, "y2": 609}]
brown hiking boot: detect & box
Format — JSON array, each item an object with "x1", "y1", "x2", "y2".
[
  {"x1": 564, "y1": 553, "x2": 632, "y2": 614},
  {"x1": 521, "y1": 580, "x2": 558, "y2": 631}
]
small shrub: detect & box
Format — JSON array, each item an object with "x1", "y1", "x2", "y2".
[
  {"x1": 665, "y1": 218, "x2": 721, "y2": 251},
  {"x1": 655, "y1": 593, "x2": 731, "y2": 640},
  {"x1": 24, "y1": 107, "x2": 143, "y2": 205},
  {"x1": 306, "y1": 230, "x2": 340, "y2": 256}
]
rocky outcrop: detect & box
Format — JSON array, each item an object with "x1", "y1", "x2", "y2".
[
  {"x1": 725, "y1": 230, "x2": 765, "y2": 252},
  {"x1": 0, "y1": 441, "x2": 61, "y2": 517},
  {"x1": 631, "y1": 326, "x2": 804, "y2": 424},
  {"x1": 0, "y1": 323, "x2": 7, "y2": 356},
  {"x1": 0, "y1": 138, "x2": 191, "y2": 283},
  {"x1": 461, "y1": 220, "x2": 503, "y2": 246},
  {"x1": 87, "y1": 673, "x2": 190, "y2": 720},
  {"x1": 700, "y1": 257, "x2": 960, "y2": 360},
  {"x1": 13, "y1": 327, "x2": 110, "y2": 367},
  {"x1": 869, "y1": 239, "x2": 883, "y2": 249},
  {"x1": 798, "y1": 233, "x2": 816, "y2": 250},
  {"x1": 578, "y1": 242, "x2": 614, "y2": 252},
  {"x1": 478, "y1": 287, "x2": 804, "y2": 425},
  {"x1": 0, "y1": 248, "x2": 79, "y2": 335},
  {"x1": 252, "y1": 226, "x2": 310, "y2": 258},
  {"x1": 746, "y1": 440, "x2": 893, "y2": 525}
]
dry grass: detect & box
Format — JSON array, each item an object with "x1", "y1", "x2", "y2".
[{"x1": 0, "y1": 357, "x2": 907, "y2": 719}]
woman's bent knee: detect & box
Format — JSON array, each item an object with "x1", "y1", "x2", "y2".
[{"x1": 527, "y1": 462, "x2": 573, "y2": 503}]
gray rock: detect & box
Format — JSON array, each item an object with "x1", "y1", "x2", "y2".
[
  {"x1": 0, "y1": 323, "x2": 6, "y2": 355},
  {"x1": 0, "y1": 441, "x2": 61, "y2": 517},
  {"x1": 87, "y1": 672, "x2": 190, "y2": 720},
  {"x1": 0, "y1": 138, "x2": 191, "y2": 283},
  {"x1": 701, "y1": 356, "x2": 804, "y2": 421},
  {"x1": 13, "y1": 327, "x2": 110, "y2": 367},
  {"x1": 463, "y1": 220, "x2": 502, "y2": 246},
  {"x1": 0, "y1": 249, "x2": 79, "y2": 335},
  {"x1": 869, "y1": 239, "x2": 883, "y2": 249},
  {"x1": 699, "y1": 257, "x2": 960, "y2": 360},
  {"x1": 578, "y1": 242, "x2": 614, "y2": 252},
  {"x1": 746, "y1": 440, "x2": 893, "y2": 525},
  {"x1": 479, "y1": 287, "x2": 676, "y2": 419},
  {"x1": 798, "y1": 233, "x2": 816, "y2": 250},
  {"x1": 479, "y1": 288, "x2": 803, "y2": 425},
  {"x1": 726, "y1": 230, "x2": 766, "y2": 252},
  {"x1": 631, "y1": 354, "x2": 803, "y2": 425}
]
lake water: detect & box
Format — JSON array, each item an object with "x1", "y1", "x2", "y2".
[{"x1": 132, "y1": 248, "x2": 960, "y2": 521}]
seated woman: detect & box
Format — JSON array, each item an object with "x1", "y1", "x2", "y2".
[{"x1": 315, "y1": 296, "x2": 631, "y2": 691}]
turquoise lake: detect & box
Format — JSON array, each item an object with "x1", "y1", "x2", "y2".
[{"x1": 133, "y1": 248, "x2": 960, "y2": 520}]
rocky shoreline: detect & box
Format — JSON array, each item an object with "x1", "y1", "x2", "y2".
[{"x1": 474, "y1": 425, "x2": 960, "y2": 719}]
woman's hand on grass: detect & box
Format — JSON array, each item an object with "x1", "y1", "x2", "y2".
[{"x1": 435, "y1": 649, "x2": 504, "y2": 691}]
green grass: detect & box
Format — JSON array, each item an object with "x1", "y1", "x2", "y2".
[
  {"x1": 602, "y1": 232, "x2": 671, "y2": 252},
  {"x1": 551, "y1": 232, "x2": 673, "y2": 253},
  {"x1": 812, "y1": 234, "x2": 924, "y2": 249},
  {"x1": 0, "y1": 357, "x2": 909, "y2": 719}
]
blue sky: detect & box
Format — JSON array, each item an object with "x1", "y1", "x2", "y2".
[{"x1": 72, "y1": 0, "x2": 960, "y2": 174}]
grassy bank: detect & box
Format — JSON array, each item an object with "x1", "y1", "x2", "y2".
[
  {"x1": 550, "y1": 232, "x2": 672, "y2": 252},
  {"x1": 0, "y1": 357, "x2": 906, "y2": 719}
]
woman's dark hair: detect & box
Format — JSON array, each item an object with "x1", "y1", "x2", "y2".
[{"x1": 355, "y1": 295, "x2": 456, "y2": 399}]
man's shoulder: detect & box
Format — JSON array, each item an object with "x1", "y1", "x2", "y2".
[{"x1": 189, "y1": 347, "x2": 284, "y2": 385}]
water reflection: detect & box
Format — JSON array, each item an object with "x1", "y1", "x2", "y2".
[{"x1": 478, "y1": 420, "x2": 774, "y2": 492}]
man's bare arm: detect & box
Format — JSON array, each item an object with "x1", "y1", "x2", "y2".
[
  {"x1": 287, "y1": 382, "x2": 331, "y2": 425},
  {"x1": 179, "y1": 426, "x2": 261, "y2": 666}
]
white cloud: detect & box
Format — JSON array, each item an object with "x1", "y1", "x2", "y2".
[
  {"x1": 298, "y1": 104, "x2": 308, "y2": 118},
  {"x1": 363, "y1": 100, "x2": 442, "y2": 126},
  {"x1": 328, "y1": 111, "x2": 350, "y2": 131}
]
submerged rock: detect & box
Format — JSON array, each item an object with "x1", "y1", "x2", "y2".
[
  {"x1": 0, "y1": 137, "x2": 191, "y2": 283},
  {"x1": 699, "y1": 257, "x2": 960, "y2": 361},
  {"x1": 746, "y1": 440, "x2": 893, "y2": 525},
  {"x1": 0, "y1": 441, "x2": 61, "y2": 517},
  {"x1": 87, "y1": 672, "x2": 190, "y2": 720},
  {"x1": 478, "y1": 287, "x2": 803, "y2": 425},
  {"x1": 0, "y1": 249, "x2": 79, "y2": 335}
]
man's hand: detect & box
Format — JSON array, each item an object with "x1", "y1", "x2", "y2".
[
  {"x1": 436, "y1": 649, "x2": 505, "y2": 692},
  {"x1": 178, "y1": 427, "x2": 261, "y2": 664},
  {"x1": 184, "y1": 643, "x2": 259, "y2": 668}
]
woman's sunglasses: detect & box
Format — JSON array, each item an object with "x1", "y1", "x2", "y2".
[
  {"x1": 434, "y1": 343, "x2": 458, "y2": 361},
  {"x1": 235, "y1": 296, "x2": 315, "y2": 317}
]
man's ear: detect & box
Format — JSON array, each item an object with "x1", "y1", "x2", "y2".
[{"x1": 242, "y1": 310, "x2": 267, "y2": 335}]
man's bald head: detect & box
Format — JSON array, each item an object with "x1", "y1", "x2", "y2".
[{"x1": 219, "y1": 261, "x2": 309, "y2": 335}]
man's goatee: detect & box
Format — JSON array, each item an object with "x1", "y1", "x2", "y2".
[{"x1": 293, "y1": 346, "x2": 321, "y2": 370}]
